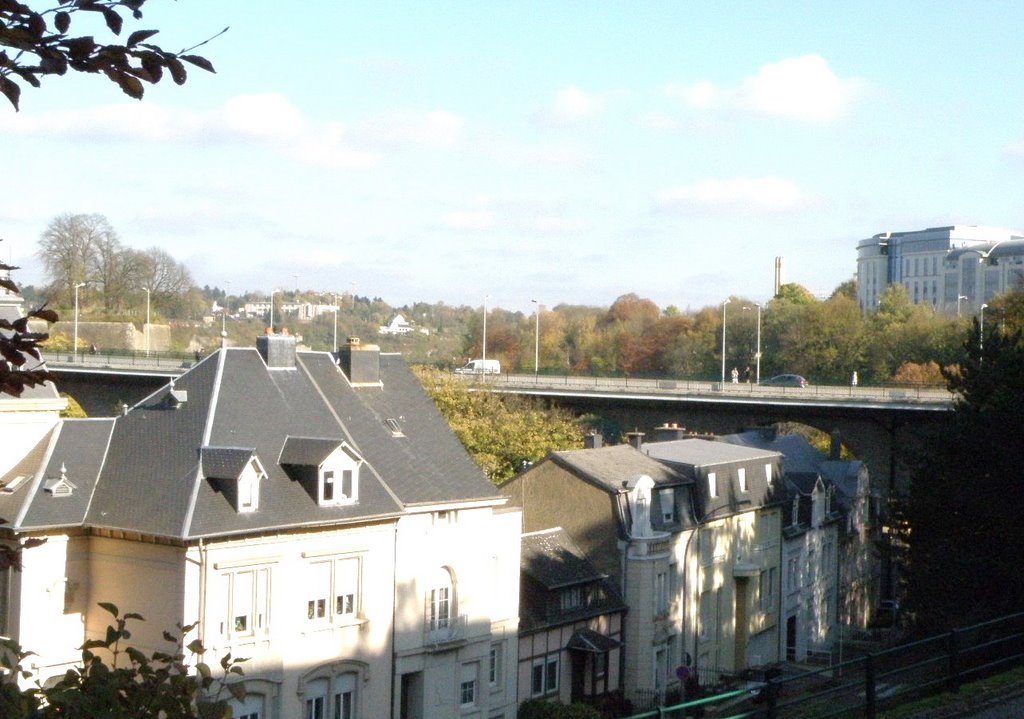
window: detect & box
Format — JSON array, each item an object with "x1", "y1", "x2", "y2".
[
  {"x1": 738, "y1": 468, "x2": 747, "y2": 493},
  {"x1": 489, "y1": 643, "x2": 502, "y2": 687},
  {"x1": 307, "y1": 557, "x2": 360, "y2": 624},
  {"x1": 306, "y1": 678, "x2": 328, "y2": 719},
  {"x1": 561, "y1": 585, "x2": 582, "y2": 612},
  {"x1": 764, "y1": 463, "x2": 773, "y2": 486},
  {"x1": 230, "y1": 693, "x2": 265, "y2": 719},
  {"x1": 221, "y1": 567, "x2": 270, "y2": 637},
  {"x1": 340, "y1": 469, "x2": 353, "y2": 499},
  {"x1": 708, "y1": 472, "x2": 717, "y2": 498},
  {"x1": 787, "y1": 556, "x2": 799, "y2": 590},
  {"x1": 655, "y1": 571, "x2": 669, "y2": 617},
  {"x1": 658, "y1": 488, "x2": 676, "y2": 523},
  {"x1": 759, "y1": 568, "x2": 776, "y2": 612},
  {"x1": 304, "y1": 673, "x2": 357, "y2": 719},
  {"x1": 426, "y1": 566, "x2": 456, "y2": 637},
  {"x1": 531, "y1": 655, "x2": 559, "y2": 697},
  {"x1": 460, "y1": 662, "x2": 478, "y2": 707},
  {"x1": 335, "y1": 672, "x2": 356, "y2": 719},
  {"x1": 654, "y1": 647, "x2": 666, "y2": 691},
  {"x1": 323, "y1": 471, "x2": 335, "y2": 502}
]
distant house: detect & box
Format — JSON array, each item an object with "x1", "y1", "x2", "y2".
[
  {"x1": 379, "y1": 314, "x2": 414, "y2": 335},
  {"x1": 518, "y1": 527, "x2": 627, "y2": 712},
  {"x1": 0, "y1": 333, "x2": 521, "y2": 719}
]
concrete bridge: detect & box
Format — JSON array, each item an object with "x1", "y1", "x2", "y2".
[
  {"x1": 459, "y1": 373, "x2": 953, "y2": 497},
  {"x1": 43, "y1": 352, "x2": 953, "y2": 497}
]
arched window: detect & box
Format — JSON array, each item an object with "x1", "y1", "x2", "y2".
[{"x1": 425, "y1": 566, "x2": 459, "y2": 642}]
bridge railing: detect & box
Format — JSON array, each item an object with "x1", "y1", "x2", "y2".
[
  {"x1": 40, "y1": 349, "x2": 198, "y2": 372},
  {"x1": 455, "y1": 372, "x2": 954, "y2": 404}
]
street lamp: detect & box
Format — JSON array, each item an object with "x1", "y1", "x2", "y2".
[
  {"x1": 957, "y1": 294, "x2": 968, "y2": 318},
  {"x1": 330, "y1": 293, "x2": 339, "y2": 351},
  {"x1": 980, "y1": 303, "x2": 988, "y2": 352},
  {"x1": 482, "y1": 294, "x2": 489, "y2": 361},
  {"x1": 531, "y1": 299, "x2": 539, "y2": 377},
  {"x1": 743, "y1": 303, "x2": 762, "y2": 384},
  {"x1": 73, "y1": 282, "x2": 86, "y2": 360},
  {"x1": 143, "y1": 288, "x2": 151, "y2": 356},
  {"x1": 269, "y1": 289, "x2": 280, "y2": 333},
  {"x1": 720, "y1": 298, "x2": 731, "y2": 385}
]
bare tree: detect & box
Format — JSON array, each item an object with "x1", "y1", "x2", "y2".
[{"x1": 37, "y1": 213, "x2": 117, "y2": 305}]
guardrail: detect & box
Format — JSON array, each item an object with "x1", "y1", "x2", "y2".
[
  {"x1": 455, "y1": 372, "x2": 954, "y2": 406},
  {"x1": 624, "y1": 611, "x2": 1024, "y2": 719},
  {"x1": 40, "y1": 350, "x2": 198, "y2": 373}
]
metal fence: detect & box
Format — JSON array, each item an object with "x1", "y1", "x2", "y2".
[{"x1": 624, "y1": 612, "x2": 1024, "y2": 719}]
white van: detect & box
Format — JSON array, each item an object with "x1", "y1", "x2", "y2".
[{"x1": 454, "y1": 359, "x2": 501, "y2": 375}]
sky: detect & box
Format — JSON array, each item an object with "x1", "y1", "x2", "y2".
[{"x1": 4, "y1": 1, "x2": 1024, "y2": 315}]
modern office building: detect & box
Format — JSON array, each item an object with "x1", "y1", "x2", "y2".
[{"x1": 856, "y1": 225, "x2": 1024, "y2": 314}]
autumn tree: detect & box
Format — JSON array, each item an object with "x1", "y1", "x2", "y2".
[
  {"x1": 0, "y1": 0, "x2": 219, "y2": 110},
  {"x1": 413, "y1": 366, "x2": 584, "y2": 483}
]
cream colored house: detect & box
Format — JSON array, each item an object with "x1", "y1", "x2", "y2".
[{"x1": 0, "y1": 330, "x2": 520, "y2": 719}]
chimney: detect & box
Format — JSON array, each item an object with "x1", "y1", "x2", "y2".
[
  {"x1": 583, "y1": 432, "x2": 603, "y2": 449},
  {"x1": 626, "y1": 429, "x2": 645, "y2": 450},
  {"x1": 339, "y1": 336, "x2": 381, "y2": 386},
  {"x1": 257, "y1": 333, "x2": 297, "y2": 368},
  {"x1": 653, "y1": 422, "x2": 687, "y2": 442}
]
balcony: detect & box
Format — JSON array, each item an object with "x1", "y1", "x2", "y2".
[{"x1": 423, "y1": 613, "x2": 467, "y2": 649}]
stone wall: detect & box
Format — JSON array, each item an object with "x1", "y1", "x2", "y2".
[{"x1": 33, "y1": 320, "x2": 171, "y2": 352}]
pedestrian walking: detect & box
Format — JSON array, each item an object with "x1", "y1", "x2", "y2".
[
  {"x1": 731, "y1": 367, "x2": 739, "y2": 383},
  {"x1": 744, "y1": 366, "x2": 752, "y2": 383},
  {"x1": 851, "y1": 371, "x2": 858, "y2": 387}
]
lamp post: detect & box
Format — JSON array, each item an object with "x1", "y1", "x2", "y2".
[
  {"x1": 73, "y1": 282, "x2": 86, "y2": 360},
  {"x1": 482, "y1": 294, "x2": 489, "y2": 361},
  {"x1": 957, "y1": 294, "x2": 968, "y2": 318},
  {"x1": 720, "y1": 298, "x2": 731, "y2": 385},
  {"x1": 980, "y1": 303, "x2": 988, "y2": 352},
  {"x1": 743, "y1": 303, "x2": 762, "y2": 384},
  {"x1": 143, "y1": 288, "x2": 151, "y2": 356},
  {"x1": 330, "y1": 293, "x2": 339, "y2": 351},
  {"x1": 531, "y1": 299, "x2": 539, "y2": 377},
  {"x1": 269, "y1": 289, "x2": 280, "y2": 333}
]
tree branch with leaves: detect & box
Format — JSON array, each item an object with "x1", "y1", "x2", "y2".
[{"x1": 0, "y1": 0, "x2": 224, "y2": 110}]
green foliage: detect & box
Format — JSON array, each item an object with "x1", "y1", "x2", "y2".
[
  {"x1": 903, "y1": 319, "x2": 1024, "y2": 632},
  {"x1": 0, "y1": 604, "x2": 244, "y2": 719},
  {"x1": 0, "y1": 259, "x2": 56, "y2": 397},
  {"x1": 413, "y1": 366, "x2": 584, "y2": 483},
  {"x1": 60, "y1": 392, "x2": 87, "y2": 418}
]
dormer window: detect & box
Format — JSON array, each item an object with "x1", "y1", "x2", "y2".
[
  {"x1": 201, "y1": 447, "x2": 266, "y2": 513},
  {"x1": 280, "y1": 437, "x2": 362, "y2": 508}
]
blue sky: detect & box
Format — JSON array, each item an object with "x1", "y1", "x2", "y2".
[{"x1": 4, "y1": 1, "x2": 1024, "y2": 314}]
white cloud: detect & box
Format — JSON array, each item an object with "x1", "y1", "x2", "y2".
[
  {"x1": 350, "y1": 110, "x2": 464, "y2": 148},
  {"x1": 657, "y1": 177, "x2": 807, "y2": 212},
  {"x1": 218, "y1": 93, "x2": 306, "y2": 138},
  {"x1": 668, "y1": 55, "x2": 865, "y2": 122},
  {"x1": 534, "y1": 86, "x2": 605, "y2": 127},
  {"x1": 1006, "y1": 138, "x2": 1024, "y2": 158},
  {"x1": 443, "y1": 210, "x2": 495, "y2": 231}
]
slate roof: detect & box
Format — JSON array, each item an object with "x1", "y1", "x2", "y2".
[
  {"x1": 521, "y1": 527, "x2": 606, "y2": 589},
  {"x1": 2, "y1": 342, "x2": 503, "y2": 540},
  {"x1": 548, "y1": 444, "x2": 689, "y2": 492},
  {"x1": 519, "y1": 527, "x2": 626, "y2": 633},
  {"x1": 643, "y1": 437, "x2": 779, "y2": 468}
]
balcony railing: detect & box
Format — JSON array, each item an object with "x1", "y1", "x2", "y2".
[{"x1": 423, "y1": 613, "x2": 467, "y2": 646}]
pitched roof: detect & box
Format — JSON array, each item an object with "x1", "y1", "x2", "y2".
[
  {"x1": 7, "y1": 342, "x2": 502, "y2": 541},
  {"x1": 548, "y1": 444, "x2": 689, "y2": 492},
  {"x1": 521, "y1": 527, "x2": 605, "y2": 589}
]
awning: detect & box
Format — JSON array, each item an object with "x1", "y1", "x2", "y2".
[{"x1": 567, "y1": 628, "x2": 621, "y2": 654}]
